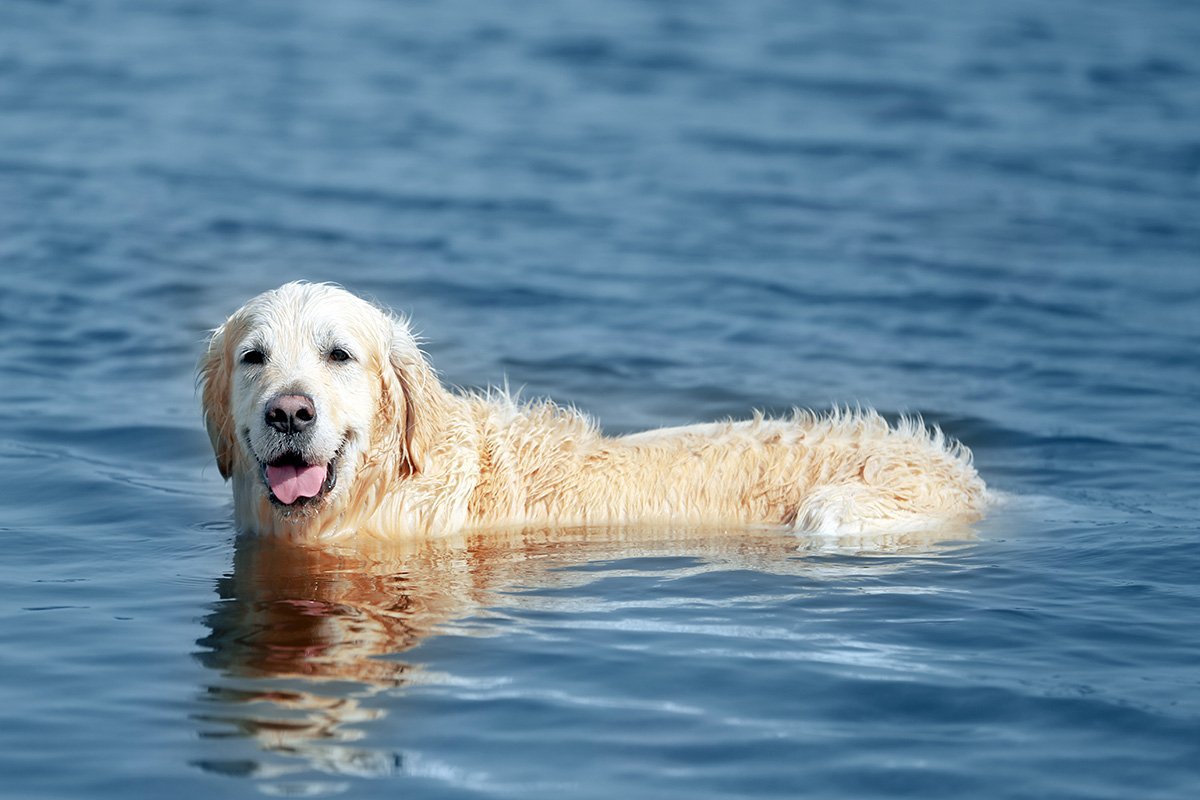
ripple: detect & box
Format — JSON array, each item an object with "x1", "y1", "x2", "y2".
[{"x1": 2, "y1": 0, "x2": 1200, "y2": 798}]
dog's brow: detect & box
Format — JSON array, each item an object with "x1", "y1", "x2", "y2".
[
  {"x1": 240, "y1": 332, "x2": 268, "y2": 352},
  {"x1": 315, "y1": 328, "x2": 355, "y2": 352}
]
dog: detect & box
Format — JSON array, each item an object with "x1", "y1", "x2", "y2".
[{"x1": 199, "y1": 282, "x2": 986, "y2": 540}]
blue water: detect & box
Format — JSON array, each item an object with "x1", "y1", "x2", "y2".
[{"x1": 2, "y1": 0, "x2": 1198, "y2": 797}]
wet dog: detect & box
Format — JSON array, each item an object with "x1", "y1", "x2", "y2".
[{"x1": 200, "y1": 282, "x2": 986, "y2": 540}]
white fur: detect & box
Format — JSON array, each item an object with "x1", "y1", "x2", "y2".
[{"x1": 200, "y1": 282, "x2": 987, "y2": 541}]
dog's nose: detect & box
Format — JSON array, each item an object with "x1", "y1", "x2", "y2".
[{"x1": 265, "y1": 394, "x2": 316, "y2": 435}]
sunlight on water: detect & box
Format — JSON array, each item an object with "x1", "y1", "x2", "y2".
[
  {"x1": 1, "y1": 0, "x2": 1198, "y2": 797},
  {"x1": 192, "y1": 526, "x2": 978, "y2": 793}
]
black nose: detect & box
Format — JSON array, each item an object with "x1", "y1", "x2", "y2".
[{"x1": 265, "y1": 394, "x2": 316, "y2": 435}]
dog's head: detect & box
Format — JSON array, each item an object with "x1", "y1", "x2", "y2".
[{"x1": 199, "y1": 282, "x2": 437, "y2": 533}]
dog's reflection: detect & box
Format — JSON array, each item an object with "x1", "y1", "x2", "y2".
[{"x1": 195, "y1": 525, "x2": 969, "y2": 784}]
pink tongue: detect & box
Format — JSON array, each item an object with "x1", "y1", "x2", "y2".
[{"x1": 266, "y1": 462, "x2": 328, "y2": 505}]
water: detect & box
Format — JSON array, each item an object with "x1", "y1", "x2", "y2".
[{"x1": 1, "y1": 0, "x2": 1198, "y2": 797}]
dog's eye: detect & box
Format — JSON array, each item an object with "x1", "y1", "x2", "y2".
[
  {"x1": 328, "y1": 348, "x2": 352, "y2": 363},
  {"x1": 241, "y1": 350, "x2": 265, "y2": 365}
]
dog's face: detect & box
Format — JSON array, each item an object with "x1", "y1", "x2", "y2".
[{"x1": 200, "y1": 283, "x2": 422, "y2": 529}]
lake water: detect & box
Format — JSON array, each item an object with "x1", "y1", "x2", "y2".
[{"x1": 1, "y1": 0, "x2": 1198, "y2": 797}]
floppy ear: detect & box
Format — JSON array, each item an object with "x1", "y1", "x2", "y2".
[
  {"x1": 198, "y1": 320, "x2": 239, "y2": 479},
  {"x1": 378, "y1": 319, "x2": 445, "y2": 477}
]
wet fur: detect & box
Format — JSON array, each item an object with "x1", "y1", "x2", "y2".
[{"x1": 200, "y1": 282, "x2": 987, "y2": 540}]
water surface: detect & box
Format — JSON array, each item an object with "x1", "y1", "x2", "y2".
[{"x1": 1, "y1": 1, "x2": 1198, "y2": 798}]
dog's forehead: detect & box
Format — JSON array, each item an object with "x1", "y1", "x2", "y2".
[{"x1": 238, "y1": 285, "x2": 381, "y2": 348}]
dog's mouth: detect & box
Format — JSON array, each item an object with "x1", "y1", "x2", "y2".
[{"x1": 259, "y1": 449, "x2": 340, "y2": 507}]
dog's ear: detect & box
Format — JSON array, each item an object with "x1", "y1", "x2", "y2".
[
  {"x1": 198, "y1": 319, "x2": 239, "y2": 480},
  {"x1": 378, "y1": 319, "x2": 443, "y2": 478}
]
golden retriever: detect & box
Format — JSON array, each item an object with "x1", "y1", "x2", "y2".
[{"x1": 199, "y1": 282, "x2": 986, "y2": 540}]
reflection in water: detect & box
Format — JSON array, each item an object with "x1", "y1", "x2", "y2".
[{"x1": 193, "y1": 525, "x2": 970, "y2": 789}]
